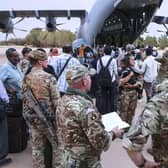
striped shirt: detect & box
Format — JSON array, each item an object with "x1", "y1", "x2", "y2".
[{"x1": 50, "y1": 54, "x2": 80, "y2": 93}]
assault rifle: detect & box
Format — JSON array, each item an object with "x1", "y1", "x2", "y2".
[{"x1": 25, "y1": 86, "x2": 56, "y2": 140}]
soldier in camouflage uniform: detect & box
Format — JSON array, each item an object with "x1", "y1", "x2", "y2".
[
  {"x1": 56, "y1": 64, "x2": 122, "y2": 168},
  {"x1": 22, "y1": 50, "x2": 61, "y2": 168},
  {"x1": 118, "y1": 54, "x2": 143, "y2": 124},
  {"x1": 122, "y1": 52, "x2": 168, "y2": 168}
]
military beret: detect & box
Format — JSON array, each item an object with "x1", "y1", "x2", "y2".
[
  {"x1": 155, "y1": 50, "x2": 168, "y2": 64},
  {"x1": 66, "y1": 64, "x2": 96, "y2": 84},
  {"x1": 28, "y1": 50, "x2": 48, "y2": 61}
]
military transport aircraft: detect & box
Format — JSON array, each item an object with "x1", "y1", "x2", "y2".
[
  {"x1": 0, "y1": 9, "x2": 86, "y2": 40},
  {"x1": 152, "y1": 15, "x2": 168, "y2": 36},
  {"x1": 0, "y1": 0, "x2": 164, "y2": 46},
  {"x1": 76, "y1": 0, "x2": 164, "y2": 46}
]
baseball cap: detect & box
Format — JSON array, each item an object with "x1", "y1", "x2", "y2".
[{"x1": 28, "y1": 50, "x2": 48, "y2": 61}]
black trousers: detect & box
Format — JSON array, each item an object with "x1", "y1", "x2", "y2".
[
  {"x1": 96, "y1": 80, "x2": 118, "y2": 115},
  {"x1": 0, "y1": 115, "x2": 8, "y2": 159},
  {"x1": 60, "y1": 92, "x2": 65, "y2": 97}
]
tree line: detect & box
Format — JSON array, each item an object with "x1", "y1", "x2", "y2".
[
  {"x1": 0, "y1": 28, "x2": 75, "y2": 47},
  {"x1": 135, "y1": 35, "x2": 168, "y2": 49},
  {"x1": 1, "y1": 28, "x2": 168, "y2": 49}
]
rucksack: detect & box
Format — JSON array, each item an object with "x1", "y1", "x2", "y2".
[{"x1": 98, "y1": 57, "x2": 113, "y2": 89}]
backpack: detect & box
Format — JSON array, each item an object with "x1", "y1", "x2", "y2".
[{"x1": 98, "y1": 57, "x2": 113, "y2": 89}]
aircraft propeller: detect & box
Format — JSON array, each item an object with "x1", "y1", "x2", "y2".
[
  {"x1": 14, "y1": 18, "x2": 25, "y2": 25},
  {"x1": 55, "y1": 23, "x2": 65, "y2": 31},
  {"x1": 5, "y1": 33, "x2": 9, "y2": 41},
  {"x1": 157, "y1": 23, "x2": 168, "y2": 36},
  {"x1": 14, "y1": 27, "x2": 28, "y2": 32},
  {"x1": 157, "y1": 29, "x2": 168, "y2": 36}
]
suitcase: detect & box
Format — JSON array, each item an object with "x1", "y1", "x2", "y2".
[
  {"x1": 0, "y1": 117, "x2": 8, "y2": 159},
  {"x1": 6, "y1": 96, "x2": 22, "y2": 118},
  {"x1": 7, "y1": 117, "x2": 28, "y2": 153}
]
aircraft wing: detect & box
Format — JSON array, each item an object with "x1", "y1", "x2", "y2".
[
  {"x1": 0, "y1": 10, "x2": 86, "y2": 19},
  {"x1": 152, "y1": 16, "x2": 168, "y2": 24}
]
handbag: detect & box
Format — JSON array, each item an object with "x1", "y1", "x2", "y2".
[
  {"x1": 0, "y1": 98, "x2": 6, "y2": 121},
  {"x1": 6, "y1": 93, "x2": 22, "y2": 117}
]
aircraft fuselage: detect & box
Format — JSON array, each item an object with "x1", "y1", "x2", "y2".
[{"x1": 77, "y1": 0, "x2": 163, "y2": 46}]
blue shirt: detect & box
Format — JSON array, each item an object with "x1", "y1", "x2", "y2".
[
  {"x1": 50, "y1": 54, "x2": 80, "y2": 93},
  {"x1": 0, "y1": 62, "x2": 24, "y2": 99}
]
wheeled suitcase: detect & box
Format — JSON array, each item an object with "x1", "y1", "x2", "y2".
[{"x1": 7, "y1": 117, "x2": 28, "y2": 153}]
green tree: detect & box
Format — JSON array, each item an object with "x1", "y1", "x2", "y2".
[
  {"x1": 0, "y1": 38, "x2": 26, "y2": 45},
  {"x1": 55, "y1": 30, "x2": 75, "y2": 46},
  {"x1": 134, "y1": 37, "x2": 144, "y2": 47},
  {"x1": 144, "y1": 36, "x2": 158, "y2": 47},
  {"x1": 25, "y1": 29, "x2": 75, "y2": 47},
  {"x1": 158, "y1": 35, "x2": 168, "y2": 49},
  {"x1": 38, "y1": 31, "x2": 50, "y2": 47},
  {"x1": 26, "y1": 28, "x2": 43, "y2": 47}
]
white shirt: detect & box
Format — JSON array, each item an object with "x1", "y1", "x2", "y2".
[
  {"x1": 136, "y1": 55, "x2": 159, "y2": 83},
  {"x1": 0, "y1": 80, "x2": 9, "y2": 103},
  {"x1": 97, "y1": 55, "x2": 118, "y2": 82},
  {"x1": 48, "y1": 55, "x2": 56, "y2": 65},
  {"x1": 135, "y1": 60, "x2": 143, "y2": 69},
  {"x1": 111, "y1": 50, "x2": 115, "y2": 58}
]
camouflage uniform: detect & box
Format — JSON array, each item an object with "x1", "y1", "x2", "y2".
[
  {"x1": 118, "y1": 67, "x2": 143, "y2": 124},
  {"x1": 23, "y1": 50, "x2": 61, "y2": 168},
  {"x1": 56, "y1": 64, "x2": 112, "y2": 168},
  {"x1": 123, "y1": 53, "x2": 168, "y2": 168},
  {"x1": 118, "y1": 89, "x2": 138, "y2": 124}
]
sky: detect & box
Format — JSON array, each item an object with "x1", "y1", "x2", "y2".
[{"x1": 0, "y1": 0, "x2": 167, "y2": 40}]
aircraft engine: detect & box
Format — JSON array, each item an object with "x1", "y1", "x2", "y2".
[
  {"x1": 0, "y1": 17, "x2": 14, "y2": 33},
  {"x1": 46, "y1": 16, "x2": 56, "y2": 32}
]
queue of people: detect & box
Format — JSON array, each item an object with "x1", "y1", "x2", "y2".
[{"x1": 0, "y1": 43, "x2": 167, "y2": 168}]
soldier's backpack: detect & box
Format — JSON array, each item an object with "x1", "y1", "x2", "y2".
[{"x1": 97, "y1": 57, "x2": 113, "y2": 89}]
